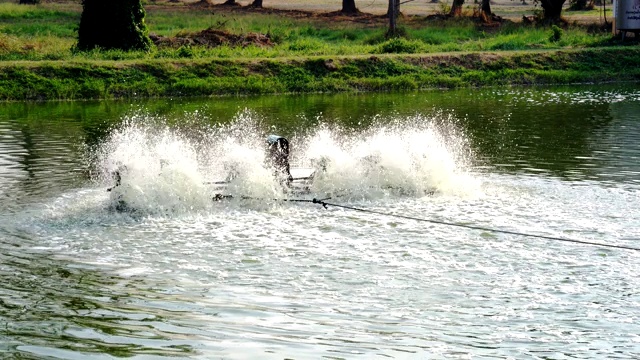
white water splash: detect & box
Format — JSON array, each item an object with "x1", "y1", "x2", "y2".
[
  {"x1": 93, "y1": 111, "x2": 481, "y2": 214},
  {"x1": 95, "y1": 116, "x2": 211, "y2": 214},
  {"x1": 300, "y1": 116, "x2": 480, "y2": 197}
]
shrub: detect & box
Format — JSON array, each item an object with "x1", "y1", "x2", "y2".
[
  {"x1": 177, "y1": 45, "x2": 194, "y2": 58},
  {"x1": 550, "y1": 25, "x2": 563, "y2": 42},
  {"x1": 378, "y1": 38, "x2": 420, "y2": 54},
  {"x1": 287, "y1": 39, "x2": 324, "y2": 52}
]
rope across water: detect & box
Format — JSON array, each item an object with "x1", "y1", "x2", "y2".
[{"x1": 215, "y1": 194, "x2": 640, "y2": 252}]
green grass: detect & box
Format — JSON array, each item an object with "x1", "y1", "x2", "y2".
[
  {"x1": 0, "y1": 3, "x2": 619, "y2": 62},
  {"x1": 1, "y1": 48, "x2": 639, "y2": 101},
  {"x1": 0, "y1": 3, "x2": 77, "y2": 19},
  {"x1": 0, "y1": 2, "x2": 637, "y2": 100}
]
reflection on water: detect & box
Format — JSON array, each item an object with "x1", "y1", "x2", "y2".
[
  {"x1": 464, "y1": 90, "x2": 640, "y2": 183},
  {"x1": 0, "y1": 119, "x2": 87, "y2": 213},
  {"x1": 1, "y1": 84, "x2": 640, "y2": 359}
]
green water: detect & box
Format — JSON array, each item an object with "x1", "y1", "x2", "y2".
[{"x1": 1, "y1": 85, "x2": 639, "y2": 359}]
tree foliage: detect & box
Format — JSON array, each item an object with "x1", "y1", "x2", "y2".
[{"x1": 77, "y1": 0, "x2": 152, "y2": 51}]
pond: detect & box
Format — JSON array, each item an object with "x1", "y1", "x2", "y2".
[{"x1": 1, "y1": 85, "x2": 639, "y2": 359}]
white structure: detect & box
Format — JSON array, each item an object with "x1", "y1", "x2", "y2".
[{"x1": 615, "y1": 0, "x2": 640, "y2": 39}]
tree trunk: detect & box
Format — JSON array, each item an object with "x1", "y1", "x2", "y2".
[
  {"x1": 480, "y1": 0, "x2": 492, "y2": 21},
  {"x1": 449, "y1": 0, "x2": 464, "y2": 16},
  {"x1": 341, "y1": 0, "x2": 358, "y2": 14},
  {"x1": 77, "y1": 0, "x2": 151, "y2": 51},
  {"x1": 250, "y1": 0, "x2": 263, "y2": 7},
  {"x1": 540, "y1": 0, "x2": 565, "y2": 22},
  {"x1": 223, "y1": 0, "x2": 237, "y2": 5},
  {"x1": 570, "y1": 0, "x2": 592, "y2": 10},
  {"x1": 387, "y1": 0, "x2": 398, "y2": 36},
  {"x1": 386, "y1": 0, "x2": 400, "y2": 17},
  {"x1": 574, "y1": 0, "x2": 588, "y2": 8}
]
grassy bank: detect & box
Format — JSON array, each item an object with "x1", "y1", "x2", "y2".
[
  {"x1": 0, "y1": 2, "x2": 637, "y2": 100},
  {"x1": 2, "y1": 48, "x2": 639, "y2": 100}
]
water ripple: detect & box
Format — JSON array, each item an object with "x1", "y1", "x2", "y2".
[{"x1": 2, "y1": 87, "x2": 640, "y2": 358}]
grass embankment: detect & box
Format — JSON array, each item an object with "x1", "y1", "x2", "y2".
[
  {"x1": 0, "y1": 2, "x2": 637, "y2": 100},
  {"x1": 2, "y1": 48, "x2": 640, "y2": 100}
]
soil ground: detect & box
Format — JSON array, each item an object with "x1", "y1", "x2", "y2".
[
  {"x1": 30, "y1": 0, "x2": 612, "y2": 26},
  {"x1": 176, "y1": 0, "x2": 612, "y2": 25},
  {"x1": 151, "y1": 28, "x2": 274, "y2": 48}
]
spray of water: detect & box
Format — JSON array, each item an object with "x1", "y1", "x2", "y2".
[
  {"x1": 92, "y1": 110, "x2": 481, "y2": 214},
  {"x1": 298, "y1": 115, "x2": 478, "y2": 197},
  {"x1": 95, "y1": 115, "x2": 210, "y2": 214}
]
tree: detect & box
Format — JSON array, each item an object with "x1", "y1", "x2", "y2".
[
  {"x1": 449, "y1": 0, "x2": 465, "y2": 16},
  {"x1": 480, "y1": 0, "x2": 492, "y2": 21},
  {"x1": 77, "y1": 0, "x2": 152, "y2": 51},
  {"x1": 387, "y1": 0, "x2": 399, "y2": 36},
  {"x1": 539, "y1": 0, "x2": 566, "y2": 22},
  {"x1": 569, "y1": 0, "x2": 592, "y2": 10},
  {"x1": 250, "y1": 0, "x2": 263, "y2": 7},
  {"x1": 341, "y1": 0, "x2": 359, "y2": 14},
  {"x1": 386, "y1": 0, "x2": 399, "y2": 18}
]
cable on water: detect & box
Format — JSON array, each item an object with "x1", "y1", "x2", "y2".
[
  {"x1": 214, "y1": 194, "x2": 640, "y2": 252},
  {"x1": 309, "y1": 198, "x2": 640, "y2": 252},
  {"x1": 214, "y1": 194, "x2": 331, "y2": 207}
]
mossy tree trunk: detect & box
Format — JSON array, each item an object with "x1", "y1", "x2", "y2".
[
  {"x1": 449, "y1": 0, "x2": 464, "y2": 16},
  {"x1": 77, "y1": 0, "x2": 151, "y2": 51},
  {"x1": 341, "y1": 0, "x2": 359, "y2": 14}
]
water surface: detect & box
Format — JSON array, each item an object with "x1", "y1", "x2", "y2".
[{"x1": 1, "y1": 85, "x2": 639, "y2": 359}]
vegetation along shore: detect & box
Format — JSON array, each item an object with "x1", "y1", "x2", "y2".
[{"x1": 0, "y1": 0, "x2": 638, "y2": 101}]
